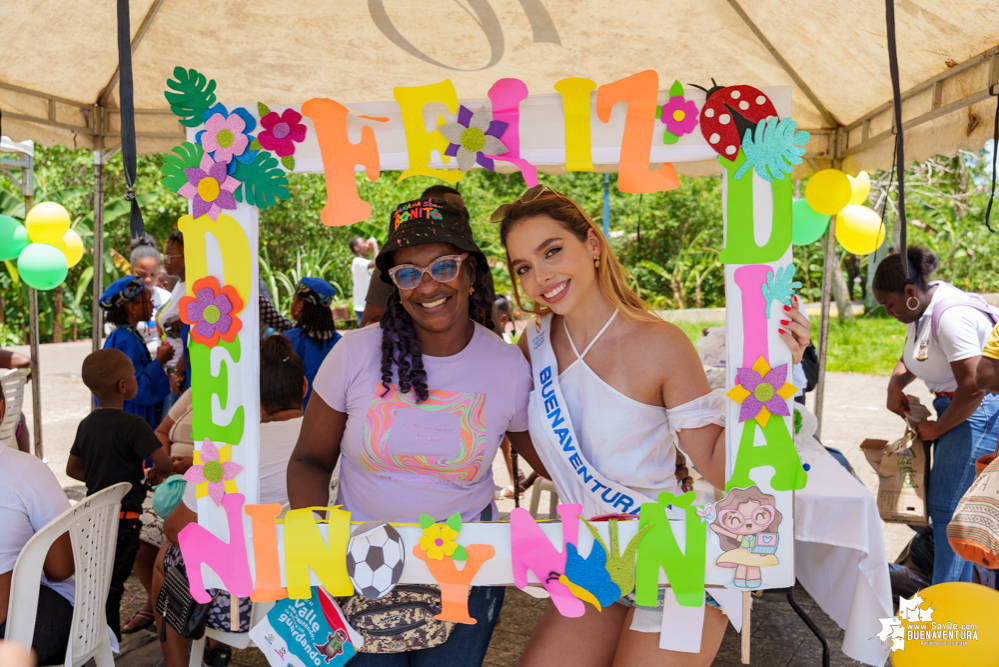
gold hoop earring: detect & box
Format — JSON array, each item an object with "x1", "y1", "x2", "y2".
[
  {"x1": 906, "y1": 296, "x2": 919, "y2": 311},
  {"x1": 594, "y1": 258, "x2": 600, "y2": 268}
]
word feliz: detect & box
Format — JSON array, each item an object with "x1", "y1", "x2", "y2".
[
  {"x1": 306, "y1": 71, "x2": 705, "y2": 227},
  {"x1": 178, "y1": 493, "x2": 734, "y2": 623}
]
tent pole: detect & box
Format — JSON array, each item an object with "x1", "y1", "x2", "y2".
[
  {"x1": 23, "y1": 188, "x2": 43, "y2": 459},
  {"x1": 813, "y1": 217, "x2": 836, "y2": 440},
  {"x1": 92, "y1": 148, "x2": 105, "y2": 360}
]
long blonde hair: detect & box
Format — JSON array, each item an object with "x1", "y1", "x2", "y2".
[{"x1": 498, "y1": 191, "x2": 659, "y2": 322}]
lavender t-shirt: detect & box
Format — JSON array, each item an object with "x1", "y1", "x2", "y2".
[{"x1": 313, "y1": 322, "x2": 531, "y2": 523}]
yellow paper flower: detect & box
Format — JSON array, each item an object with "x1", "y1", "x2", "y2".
[
  {"x1": 419, "y1": 523, "x2": 459, "y2": 561},
  {"x1": 725, "y1": 357, "x2": 797, "y2": 427}
]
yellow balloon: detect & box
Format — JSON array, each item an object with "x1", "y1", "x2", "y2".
[
  {"x1": 892, "y1": 582, "x2": 999, "y2": 666},
  {"x1": 805, "y1": 169, "x2": 852, "y2": 215},
  {"x1": 847, "y1": 170, "x2": 871, "y2": 205},
  {"x1": 50, "y1": 228, "x2": 85, "y2": 268},
  {"x1": 835, "y1": 204, "x2": 885, "y2": 255},
  {"x1": 24, "y1": 201, "x2": 71, "y2": 244}
]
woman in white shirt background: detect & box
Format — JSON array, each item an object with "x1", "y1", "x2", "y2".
[
  {"x1": 154, "y1": 334, "x2": 307, "y2": 667},
  {"x1": 873, "y1": 246, "x2": 999, "y2": 584}
]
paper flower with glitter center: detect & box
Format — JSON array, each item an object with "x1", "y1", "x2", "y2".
[
  {"x1": 199, "y1": 112, "x2": 249, "y2": 164},
  {"x1": 438, "y1": 105, "x2": 508, "y2": 172},
  {"x1": 196, "y1": 103, "x2": 259, "y2": 174},
  {"x1": 419, "y1": 523, "x2": 459, "y2": 561},
  {"x1": 258, "y1": 108, "x2": 307, "y2": 158},
  {"x1": 177, "y1": 153, "x2": 240, "y2": 221},
  {"x1": 179, "y1": 276, "x2": 244, "y2": 347},
  {"x1": 726, "y1": 357, "x2": 797, "y2": 427},
  {"x1": 183, "y1": 438, "x2": 242, "y2": 506}
]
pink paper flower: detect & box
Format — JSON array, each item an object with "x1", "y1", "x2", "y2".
[
  {"x1": 258, "y1": 108, "x2": 307, "y2": 158},
  {"x1": 199, "y1": 111, "x2": 250, "y2": 165},
  {"x1": 183, "y1": 438, "x2": 242, "y2": 506},
  {"x1": 660, "y1": 96, "x2": 699, "y2": 137},
  {"x1": 177, "y1": 153, "x2": 240, "y2": 221}
]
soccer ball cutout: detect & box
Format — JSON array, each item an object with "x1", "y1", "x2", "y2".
[{"x1": 346, "y1": 522, "x2": 406, "y2": 600}]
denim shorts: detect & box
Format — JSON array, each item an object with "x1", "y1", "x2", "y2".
[{"x1": 616, "y1": 589, "x2": 723, "y2": 634}]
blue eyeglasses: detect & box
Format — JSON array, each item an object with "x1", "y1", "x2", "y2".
[{"x1": 387, "y1": 253, "x2": 469, "y2": 290}]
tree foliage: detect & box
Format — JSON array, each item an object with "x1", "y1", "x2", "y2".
[{"x1": 3, "y1": 143, "x2": 998, "y2": 345}]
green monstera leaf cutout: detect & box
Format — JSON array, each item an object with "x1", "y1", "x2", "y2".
[
  {"x1": 161, "y1": 142, "x2": 205, "y2": 193},
  {"x1": 233, "y1": 151, "x2": 290, "y2": 210},
  {"x1": 165, "y1": 67, "x2": 218, "y2": 128}
]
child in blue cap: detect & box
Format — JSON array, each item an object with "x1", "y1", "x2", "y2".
[
  {"x1": 99, "y1": 275, "x2": 172, "y2": 429},
  {"x1": 283, "y1": 277, "x2": 341, "y2": 407}
]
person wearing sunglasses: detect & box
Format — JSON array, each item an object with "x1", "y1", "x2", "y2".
[
  {"x1": 288, "y1": 197, "x2": 551, "y2": 666},
  {"x1": 99, "y1": 276, "x2": 172, "y2": 430},
  {"x1": 495, "y1": 185, "x2": 813, "y2": 667}
]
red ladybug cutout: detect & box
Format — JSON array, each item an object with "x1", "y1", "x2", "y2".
[{"x1": 693, "y1": 80, "x2": 778, "y2": 161}]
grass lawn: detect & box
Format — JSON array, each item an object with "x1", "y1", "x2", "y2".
[{"x1": 673, "y1": 316, "x2": 903, "y2": 376}]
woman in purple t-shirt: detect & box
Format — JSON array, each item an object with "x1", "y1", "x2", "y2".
[{"x1": 288, "y1": 198, "x2": 551, "y2": 666}]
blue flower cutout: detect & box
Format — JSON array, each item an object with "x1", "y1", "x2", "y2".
[
  {"x1": 195, "y1": 104, "x2": 259, "y2": 175},
  {"x1": 762, "y1": 265, "x2": 802, "y2": 319},
  {"x1": 735, "y1": 117, "x2": 810, "y2": 182}
]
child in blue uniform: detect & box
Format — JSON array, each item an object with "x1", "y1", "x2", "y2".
[
  {"x1": 283, "y1": 277, "x2": 341, "y2": 407},
  {"x1": 99, "y1": 276, "x2": 172, "y2": 429}
]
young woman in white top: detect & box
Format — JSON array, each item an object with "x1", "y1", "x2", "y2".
[
  {"x1": 873, "y1": 246, "x2": 999, "y2": 584},
  {"x1": 496, "y1": 186, "x2": 812, "y2": 667}
]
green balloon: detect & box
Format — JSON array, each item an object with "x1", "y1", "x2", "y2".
[
  {"x1": 792, "y1": 198, "x2": 831, "y2": 245},
  {"x1": 0, "y1": 215, "x2": 29, "y2": 261},
  {"x1": 17, "y1": 242, "x2": 69, "y2": 290}
]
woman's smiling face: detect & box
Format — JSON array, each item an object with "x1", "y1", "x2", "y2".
[
  {"x1": 505, "y1": 214, "x2": 600, "y2": 315},
  {"x1": 393, "y1": 242, "x2": 475, "y2": 334}
]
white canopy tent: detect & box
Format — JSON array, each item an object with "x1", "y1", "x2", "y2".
[
  {"x1": 2, "y1": 0, "x2": 999, "y2": 436},
  {"x1": 2, "y1": 0, "x2": 998, "y2": 173}
]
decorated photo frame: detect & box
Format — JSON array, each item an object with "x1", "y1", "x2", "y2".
[{"x1": 165, "y1": 69, "x2": 808, "y2": 631}]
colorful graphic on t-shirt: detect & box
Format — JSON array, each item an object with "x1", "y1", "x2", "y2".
[{"x1": 362, "y1": 383, "x2": 486, "y2": 483}]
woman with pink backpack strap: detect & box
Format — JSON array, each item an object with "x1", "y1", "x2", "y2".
[{"x1": 873, "y1": 246, "x2": 999, "y2": 584}]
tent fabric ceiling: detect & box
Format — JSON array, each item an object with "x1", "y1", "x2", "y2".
[{"x1": 2, "y1": 0, "x2": 998, "y2": 176}]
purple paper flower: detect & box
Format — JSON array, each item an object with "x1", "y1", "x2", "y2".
[
  {"x1": 438, "y1": 105, "x2": 508, "y2": 172},
  {"x1": 196, "y1": 103, "x2": 259, "y2": 174},
  {"x1": 726, "y1": 358, "x2": 797, "y2": 427},
  {"x1": 183, "y1": 438, "x2": 243, "y2": 506},
  {"x1": 660, "y1": 96, "x2": 699, "y2": 138},
  {"x1": 178, "y1": 277, "x2": 244, "y2": 347},
  {"x1": 177, "y1": 153, "x2": 240, "y2": 222}
]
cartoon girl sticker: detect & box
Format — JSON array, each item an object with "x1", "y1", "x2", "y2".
[{"x1": 709, "y1": 486, "x2": 782, "y2": 589}]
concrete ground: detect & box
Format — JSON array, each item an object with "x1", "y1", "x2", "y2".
[{"x1": 11, "y1": 339, "x2": 926, "y2": 666}]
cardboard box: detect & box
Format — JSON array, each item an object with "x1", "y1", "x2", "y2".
[{"x1": 861, "y1": 396, "x2": 931, "y2": 526}]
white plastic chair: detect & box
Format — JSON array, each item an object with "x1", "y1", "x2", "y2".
[
  {"x1": 188, "y1": 600, "x2": 274, "y2": 667},
  {"x1": 5, "y1": 482, "x2": 130, "y2": 667},
  {"x1": 529, "y1": 477, "x2": 560, "y2": 519},
  {"x1": 0, "y1": 368, "x2": 28, "y2": 448}
]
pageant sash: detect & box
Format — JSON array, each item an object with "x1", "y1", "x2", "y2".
[{"x1": 528, "y1": 314, "x2": 660, "y2": 516}]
